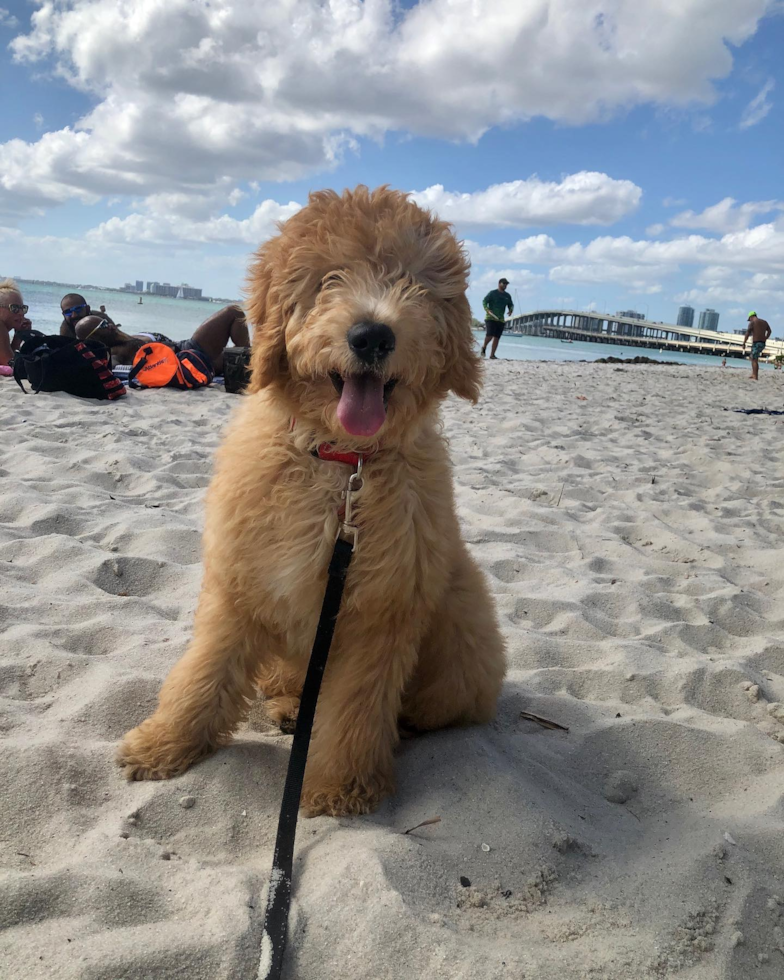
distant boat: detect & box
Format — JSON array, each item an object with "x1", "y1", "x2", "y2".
[
  {"x1": 560, "y1": 339, "x2": 573, "y2": 344},
  {"x1": 138, "y1": 296, "x2": 143, "y2": 304},
  {"x1": 176, "y1": 286, "x2": 185, "y2": 299}
]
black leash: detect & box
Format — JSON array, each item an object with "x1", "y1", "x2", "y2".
[{"x1": 259, "y1": 457, "x2": 363, "y2": 980}]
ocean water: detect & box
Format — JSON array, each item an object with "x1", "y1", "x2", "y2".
[
  {"x1": 17, "y1": 281, "x2": 233, "y2": 341},
  {"x1": 475, "y1": 330, "x2": 762, "y2": 369},
  {"x1": 14, "y1": 280, "x2": 757, "y2": 369}
]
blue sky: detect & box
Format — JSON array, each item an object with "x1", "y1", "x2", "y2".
[{"x1": 1, "y1": 0, "x2": 783, "y2": 330}]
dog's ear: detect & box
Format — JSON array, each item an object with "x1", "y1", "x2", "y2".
[
  {"x1": 444, "y1": 296, "x2": 482, "y2": 403},
  {"x1": 246, "y1": 242, "x2": 286, "y2": 392},
  {"x1": 411, "y1": 220, "x2": 481, "y2": 402}
]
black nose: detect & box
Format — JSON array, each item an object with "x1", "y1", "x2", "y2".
[{"x1": 347, "y1": 321, "x2": 396, "y2": 365}]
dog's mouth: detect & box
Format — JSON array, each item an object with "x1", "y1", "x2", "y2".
[{"x1": 330, "y1": 372, "x2": 398, "y2": 437}]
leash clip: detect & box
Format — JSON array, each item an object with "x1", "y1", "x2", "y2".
[{"x1": 338, "y1": 456, "x2": 364, "y2": 549}]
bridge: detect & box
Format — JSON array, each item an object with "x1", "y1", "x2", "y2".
[{"x1": 506, "y1": 310, "x2": 784, "y2": 361}]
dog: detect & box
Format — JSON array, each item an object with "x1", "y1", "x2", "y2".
[{"x1": 118, "y1": 186, "x2": 506, "y2": 817}]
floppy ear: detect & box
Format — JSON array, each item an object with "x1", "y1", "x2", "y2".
[
  {"x1": 246, "y1": 241, "x2": 286, "y2": 392},
  {"x1": 444, "y1": 295, "x2": 482, "y2": 403},
  {"x1": 411, "y1": 218, "x2": 480, "y2": 402}
]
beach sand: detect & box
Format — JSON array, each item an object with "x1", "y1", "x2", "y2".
[{"x1": 1, "y1": 362, "x2": 784, "y2": 980}]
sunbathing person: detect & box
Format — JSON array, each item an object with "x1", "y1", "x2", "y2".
[
  {"x1": 0, "y1": 278, "x2": 35, "y2": 368},
  {"x1": 74, "y1": 305, "x2": 249, "y2": 375},
  {"x1": 60, "y1": 293, "x2": 119, "y2": 337}
]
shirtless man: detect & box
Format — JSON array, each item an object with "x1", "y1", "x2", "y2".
[
  {"x1": 60, "y1": 293, "x2": 119, "y2": 337},
  {"x1": 742, "y1": 311, "x2": 772, "y2": 381},
  {"x1": 71, "y1": 304, "x2": 249, "y2": 375}
]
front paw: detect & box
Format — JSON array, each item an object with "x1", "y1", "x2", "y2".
[
  {"x1": 264, "y1": 694, "x2": 300, "y2": 734},
  {"x1": 300, "y1": 774, "x2": 393, "y2": 818},
  {"x1": 116, "y1": 720, "x2": 212, "y2": 781}
]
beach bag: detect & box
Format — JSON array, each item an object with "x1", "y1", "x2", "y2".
[
  {"x1": 13, "y1": 335, "x2": 126, "y2": 400},
  {"x1": 222, "y1": 346, "x2": 252, "y2": 393},
  {"x1": 128, "y1": 342, "x2": 213, "y2": 390}
]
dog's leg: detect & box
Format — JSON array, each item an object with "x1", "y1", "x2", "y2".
[
  {"x1": 401, "y1": 549, "x2": 506, "y2": 732},
  {"x1": 256, "y1": 659, "x2": 305, "y2": 734},
  {"x1": 300, "y1": 631, "x2": 418, "y2": 817},
  {"x1": 117, "y1": 589, "x2": 273, "y2": 780}
]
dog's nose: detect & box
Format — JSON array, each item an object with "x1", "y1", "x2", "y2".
[{"x1": 347, "y1": 321, "x2": 396, "y2": 365}]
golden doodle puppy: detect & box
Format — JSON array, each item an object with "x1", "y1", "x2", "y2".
[{"x1": 118, "y1": 186, "x2": 506, "y2": 816}]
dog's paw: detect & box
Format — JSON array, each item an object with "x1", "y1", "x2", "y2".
[
  {"x1": 116, "y1": 721, "x2": 210, "y2": 781},
  {"x1": 264, "y1": 694, "x2": 300, "y2": 734},
  {"x1": 300, "y1": 775, "x2": 392, "y2": 818}
]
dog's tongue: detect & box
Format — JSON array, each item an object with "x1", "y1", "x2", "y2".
[{"x1": 337, "y1": 375, "x2": 386, "y2": 437}]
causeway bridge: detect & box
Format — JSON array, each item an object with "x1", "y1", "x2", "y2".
[{"x1": 506, "y1": 310, "x2": 784, "y2": 361}]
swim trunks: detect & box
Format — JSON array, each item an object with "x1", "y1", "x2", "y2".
[
  {"x1": 173, "y1": 338, "x2": 214, "y2": 371},
  {"x1": 484, "y1": 318, "x2": 505, "y2": 339},
  {"x1": 136, "y1": 331, "x2": 174, "y2": 344},
  {"x1": 751, "y1": 341, "x2": 766, "y2": 360}
]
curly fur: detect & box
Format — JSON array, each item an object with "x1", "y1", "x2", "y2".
[{"x1": 118, "y1": 186, "x2": 506, "y2": 817}]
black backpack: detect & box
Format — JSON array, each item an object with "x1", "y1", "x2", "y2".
[{"x1": 13, "y1": 335, "x2": 127, "y2": 401}]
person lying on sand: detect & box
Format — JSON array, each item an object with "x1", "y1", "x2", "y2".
[
  {"x1": 60, "y1": 293, "x2": 120, "y2": 337},
  {"x1": 72, "y1": 305, "x2": 249, "y2": 375}
]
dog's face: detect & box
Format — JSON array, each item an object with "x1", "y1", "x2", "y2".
[{"x1": 246, "y1": 186, "x2": 480, "y2": 447}]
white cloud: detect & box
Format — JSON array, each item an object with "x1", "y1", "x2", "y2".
[
  {"x1": 0, "y1": 8, "x2": 18, "y2": 28},
  {"x1": 412, "y1": 173, "x2": 641, "y2": 229},
  {"x1": 646, "y1": 223, "x2": 666, "y2": 236},
  {"x1": 33, "y1": 112, "x2": 44, "y2": 129},
  {"x1": 78, "y1": 169, "x2": 640, "y2": 249},
  {"x1": 548, "y1": 263, "x2": 667, "y2": 292},
  {"x1": 87, "y1": 198, "x2": 301, "y2": 246},
  {"x1": 471, "y1": 268, "x2": 543, "y2": 292},
  {"x1": 663, "y1": 197, "x2": 687, "y2": 207},
  {"x1": 2, "y1": 0, "x2": 775, "y2": 216},
  {"x1": 676, "y1": 270, "x2": 784, "y2": 306},
  {"x1": 465, "y1": 217, "x2": 784, "y2": 298},
  {"x1": 670, "y1": 196, "x2": 783, "y2": 233},
  {"x1": 740, "y1": 78, "x2": 775, "y2": 129}
]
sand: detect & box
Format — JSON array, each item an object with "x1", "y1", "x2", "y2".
[{"x1": 1, "y1": 361, "x2": 784, "y2": 980}]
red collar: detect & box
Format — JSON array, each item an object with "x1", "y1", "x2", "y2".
[
  {"x1": 289, "y1": 419, "x2": 377, "y2": 467},
  {"x1": 312, "y1": 444, "x2": 375, "y2": 467}
]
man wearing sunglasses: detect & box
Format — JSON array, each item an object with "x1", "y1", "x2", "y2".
[
  {"x1": 0, "y1": 278, "x2": 34, "y2": 368},
  {"x1": 60, "y1": 293, "x2": 119, "y2": 337}
]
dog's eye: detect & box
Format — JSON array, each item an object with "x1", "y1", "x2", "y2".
[{"x1": 317, "y1": 273, "x2": 343, "y2": 293}]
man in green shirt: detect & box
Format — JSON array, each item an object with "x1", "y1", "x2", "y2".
[{"x1": 481, "y1": 278, "x2": 513, "y2": 358}]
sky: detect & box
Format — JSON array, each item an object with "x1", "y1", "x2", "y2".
[{"x1": 1, "y1": 0, "x2": 783, "y2": 328}]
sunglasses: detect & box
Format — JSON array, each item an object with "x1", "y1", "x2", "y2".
[
  {"x1": 2, "y1": 303, "x2": 29, "y2": 314},
  {"x1": 62, "y1": 303, "x2": 88, "y2": 317}
]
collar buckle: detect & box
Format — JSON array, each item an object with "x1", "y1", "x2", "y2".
[{"x1": 337, "y1": 457, "x2": 363, "y2": 549}]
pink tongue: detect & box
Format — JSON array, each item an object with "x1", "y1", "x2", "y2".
[{"x1": 336, "y1": 375, "x2": 387, "y2": 437}]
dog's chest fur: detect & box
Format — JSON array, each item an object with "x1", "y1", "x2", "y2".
[{"x1": 204, "y1": 401, "x2": 457, "y2": 660}]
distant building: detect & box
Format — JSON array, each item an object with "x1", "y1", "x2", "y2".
[
  {"x1": 147, "y1": 283, "x2": 179, "y2": 297},
  {"x1": 145, "y1": 281, "x2": 203, "y2": 299},
  {"x1": 122, "y1": 282, "x2": 134, "y2": 291},
  {"x1": 135, "y1": 280, "x2": 143, "y2": 292},
  {"x1": 698, "y1": 308, "x2": 720, "y2": 331},
  {"x1": 677, "y1": 305, "x2": 695, "y2": 327},
  {"x1": 616, "y1": 309, "x2": 645, "y2": 321}
]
